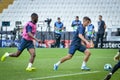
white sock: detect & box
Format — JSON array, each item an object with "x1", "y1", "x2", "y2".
[
  {"x1": 109, "y1": 72, "x2": 112, "y2": 75},
  {"x1": 5, "y1": 52, "x2": 9, "y2": 57},
  {"x1": 82, "y1": 61, "x2": 86, "y2": 67},
  {"x1": 56, "y1": 61, "x2": 61, "y2": 66},
  {"x1": 27, "y1": 63, "x2": 32, "y2": 68}
]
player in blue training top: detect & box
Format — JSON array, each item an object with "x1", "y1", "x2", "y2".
[
  {"x1": 54, "y1": 17, "x2": 91, "y2": 71},
  {"x1": 104, "y1": 49, "x2": 120, "y2": 80},
  {"x1": 71, "y1": 16, "x2": 81, "y2": 32},
  {"x1": 86, "y1": 20, "x2": 95, "y2": 48}
]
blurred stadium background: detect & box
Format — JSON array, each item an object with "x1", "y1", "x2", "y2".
[
  {"x1": 0, "y1": 1, "x2": 120, "y2": 80},
  {"x1": 0, "y1": 0, "x2": 120, "y2": 48}
]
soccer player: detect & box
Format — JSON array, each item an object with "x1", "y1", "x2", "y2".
[
  {"x1": 104, "y1": 49, "x2": 120, "y2": 80},
  {"x1": 1, "y1": 13, "x2": 40, "y2": 71},
  {"x1": 71, "y1": 16, "x2": 81, "y2": 32},
  {"x1": 86, "y1": 20, "x2": 95, "y2": 48},
  {"x1": 54, "y1": 17, "x2": 64, "y2": 48},
  {"x1": 54, "y1": 17, "x2": 91, "y2": 71}
]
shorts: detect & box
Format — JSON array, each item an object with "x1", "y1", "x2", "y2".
[
  {"x1": 69, "y1": 44, "x2": 86, "y2": 55},
  {"x1": 18, "y1": 38, "x2": 34, "y2": 52}
]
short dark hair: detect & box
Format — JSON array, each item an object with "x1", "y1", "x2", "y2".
[
  {"x1": 83, "y1": 16, "x2": 91, "y2": 21},
  {"x1": 31, "y1": 13, "x2": 38, "y2": 17},
  {"x1": 99, "y1": 15, "x2": 102, "y2": 18},
  {"x1": 57, "y1": 17, "x2": 60, "y2": 20},
  {"x1": 76, "y1": 16, "x2": 79, "y2": 18}
]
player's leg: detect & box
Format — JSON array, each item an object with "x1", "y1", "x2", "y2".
[
  {"x1": 1, "y1": 50, "x2": 23, "y2": 61},
  {"x1": 104, "y1": 50, "x2": 120, "y2": 80},
  {"x1": 81, "y1": 49, "x2": 91, "y2": 70},
  {"x1": 100, "y1": 33, "x2": 104, "y2": 48},
  {"x1": 54, "y1": 45, "x2": 76, "y2": 70},
  {"x1": 111, "y1": 61, "x2": 120, "y2": 74},
  {"x1": 57, "y1": 34, "x2": 61, "y2": 48},
  {"x1": 104, "y1": 61, "x2": 120, "y2": 80},
  {"x1": 1, "y1": 38, "x2": 26, "y2": 61},
  {"x1": 90, "y1": 37, "x2": 94, "y2": 48},
  {"x1": 8, "y1": 38, "x2": 26, "y2": 57},
  {"x1": 79, "y1": 45, "x2": 91, "y2": 70},
  {"x1": 60, "y1": 54, "x2": 73, "y2": 63},
  {"x1": 9, "y1": 51, "x2": 22, "y2": 57},
  {"x1": 95, "y1": 33, "x2": 100, "y2": 48},
  {"x1": 26, "y1": 40, "x2": 36, "y2": 71},
  {"x1": 55, "y1": 33, "x2": 61, "y2": 48},
  {"x1": 26, "y1": 48, "x2": 36, "y2": 71},
  {"x1": 28, "y1": 48, "x2": 36, "y2": 64},
  {"x1": 114, "y1": 49, "x2": 120, "y2": 61},
  {"x1": 54, "y1": 54, "x2": 73, "y2": 71},
  {"x1": 83, "y1": 49, "x2": 91, "y2": 63}
]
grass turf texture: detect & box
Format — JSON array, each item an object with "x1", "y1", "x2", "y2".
[{"x1": 0, "y1": 48, "x2": 119, "y2": 80}]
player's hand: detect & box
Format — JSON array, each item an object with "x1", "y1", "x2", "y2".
[
  {"x1": 85, "y1": 41, "x2": 91, "y2": 48},
  {"x1": 36, "y1": 39, "x2": 41, "y2": 43},
  {"x1": 85, "y1": 41, "x2": 90, "y2": 46},
  {"x1": 38, "y1": 40, "x2": 42, "y2": 43}
]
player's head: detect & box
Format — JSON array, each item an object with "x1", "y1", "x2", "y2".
[
  {"x1": 99, "y1": 15, "x2": 102, "y2": 21},
  {"x1": 83, "y1": 16, "x2": 91, "y2": 27},
  {"x1": 89, "y1": 19, "x2": 91, "y2": 24},
  {"x1": 57, "y1": 17, "x2": 61, "y2": 22},
  {"x1": 31, "y1": 13, "x2": 38, "y2": 23},
  {"x1": 75, "y1": 16, "x2": 79, "y2": 20}
]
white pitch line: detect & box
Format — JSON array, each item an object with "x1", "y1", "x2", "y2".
[{"x1": 27, "y1": 71, "x2": 100, "y2": 80}]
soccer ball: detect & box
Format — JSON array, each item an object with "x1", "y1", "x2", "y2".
[{"x1": 104, "y1": 64, "x2": 112, "y2": 71}]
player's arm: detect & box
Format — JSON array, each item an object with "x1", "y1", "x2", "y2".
[
  {"x1": 78, "y1": 27, "x2": 90, "y2": 45},
  {"x1": 92, "y1": 25, "x2": 95, "y2": 33},
  {"x1": 28, "y1": 32, "x2": 40, "y2": 42},
  {"x1": 79, "y1": 34, "x2": 89, "y2": 45},
  {"x1": 54, "y1": 22, "x2": 57, "y2": 30},
  {"x1": 27, "y1": 25, "x2": 40, "y2": 42},
  {"x1": 104, "y1": 21, "x2": 107, "y2": 29},
  {"x1": 61, "y1": 23, "x2": 64, "y2": 30},
  {"x1": 71, "y1": 21, "x2": 75, "y2": 27},
  {"x1": 104, "y1": 24, "x2": 106, "y2": 30}
]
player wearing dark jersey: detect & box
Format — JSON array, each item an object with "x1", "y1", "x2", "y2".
[
  {"x1": 54, "y1": 17, "x2": 91, "y2": 71},
  {"x1": 104, "y1": 49, "x2": 120, "y2": 80}
]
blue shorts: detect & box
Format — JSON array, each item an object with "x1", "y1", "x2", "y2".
[
  {"x1": 69, "y1": 45, "x2": 86, "y2": 55},
  {"x1": 18, "y1": 38, "x2": 34, "y2": 52}
]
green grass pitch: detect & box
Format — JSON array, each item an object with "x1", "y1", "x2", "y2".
[{"x1": 0, "y1": 48, "x2": 119, "y2": 80}]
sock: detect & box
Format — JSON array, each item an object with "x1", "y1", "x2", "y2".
[
  {"x1": 82, "y1": 61, "x2": 86, "y2": 67},
  {"x1": 5, "y1": 52, "x2": 9, "y2": 57},
  {"x1": 27, "y1": 63, "x2": 32, "y2": 68},
  {"x1": 109, "y1": 72, "x2": 112, "y2": 75},
  {"x1": 56, "y1": 61, "x2": 61, "y2": 66}
]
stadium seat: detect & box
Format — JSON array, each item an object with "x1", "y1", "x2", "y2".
[{"x1": 0, "y1": 0, "x2": 120, "y2": 31}]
